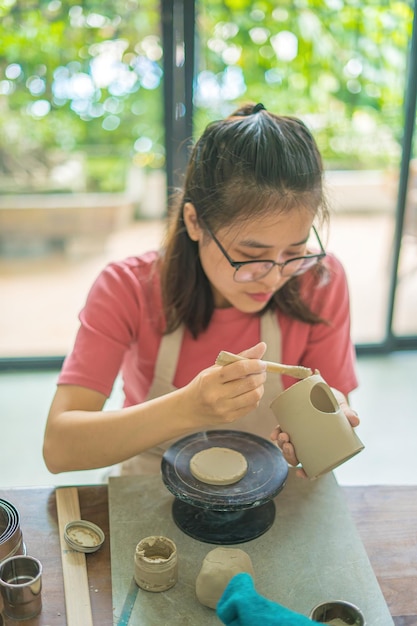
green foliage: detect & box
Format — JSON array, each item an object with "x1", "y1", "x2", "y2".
[
  {"x1": 0, "y1": 0, "x2": 163, "y2": 192},
  {"x1": 0, "y1": 0, "x2": 414, "y2": 193},
  {"x1": 85, "y1": 153, "x2": 128, "y2": 192},
  {"x1": 194, "y1": 0, "x2": 414, "y2": 169}
]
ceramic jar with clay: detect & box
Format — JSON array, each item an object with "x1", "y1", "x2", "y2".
[{"x1": 134, "y1": 535, "x2": 178, "y2": 592}]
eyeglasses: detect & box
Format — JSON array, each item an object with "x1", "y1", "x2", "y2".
[{"x1": 205, "y1": 224, "x2": 326, "y2": 283}]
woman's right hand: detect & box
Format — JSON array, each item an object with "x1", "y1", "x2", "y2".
[
  {"x1": 43, "y1": 342, "x2": 268, "y2": 474},
  {"x1": 183, "y1": 342, "x2": 268, "y2": 428}
]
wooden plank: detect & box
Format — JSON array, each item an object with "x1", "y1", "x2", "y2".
[
  {"x1": 1, "y1": 484, "x2": 416, "y2": 625},
  {"x1": 56, "y1": 487, "x2": 94, "y2": 626},
  {"x1": 344, "y1": 485, "x2": 417, "y2": 617}
]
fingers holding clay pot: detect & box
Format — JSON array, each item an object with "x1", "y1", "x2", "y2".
[{"x1": 196, "y1": 547, "x2": 255, "y2": 609}]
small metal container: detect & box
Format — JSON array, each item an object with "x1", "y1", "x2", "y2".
[
  {"x1": 0, "y1": 555, "x2": 42, "y2": 620},
  {"x1": 310, "y1": 600, "x2": 365, "y2": 625},
  {"x1": 134, "y1": 536, "x2": 178, "y2": 592},
  {"x1": 64, "y1": 520, "x2": 105, "y2": 553},
  {"x1": 0, "y1": 499, "x2": 25, "y2": 564}
]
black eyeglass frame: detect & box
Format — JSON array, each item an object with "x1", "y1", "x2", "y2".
[{"x1": 204, "y1": 224, "x2": 326, "y2": 282}]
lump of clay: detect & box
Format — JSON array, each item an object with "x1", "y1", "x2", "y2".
[
  {"x1": 196, "y1": 547, "x2": 255, "y2": 609},
  {"x1": 190, "y1": 447, "x2": 248, "y2": 485}
]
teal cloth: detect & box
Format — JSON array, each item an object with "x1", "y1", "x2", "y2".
[{"x1": 216, "y1": 573, "x2": 316, "y2": 626}]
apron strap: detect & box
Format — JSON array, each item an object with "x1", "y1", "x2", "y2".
[
  {"x1": 261, "y1": 310, "x2": 281, "y2": 363},
  {"x1": 152, "y1": 325, "x2": 183, "y2": 384}
]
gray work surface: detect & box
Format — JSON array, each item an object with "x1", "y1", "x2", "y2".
[{"x1": 109, "y1": 470, "x2": 394, "y2": 625}]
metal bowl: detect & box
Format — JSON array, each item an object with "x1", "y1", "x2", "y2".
[{"x1": 310, "y1": 600, "x2": 365, "y2": 625}]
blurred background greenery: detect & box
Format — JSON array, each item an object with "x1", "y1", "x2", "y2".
[
  {"x1": 0, "y1": 0, "x2": 413, "y2": 195},
  {"x1": 0, "y1": 0, "x2": 163, "y2": 193},
  {"x1": 0, "y1": 0, "x2": 416, "y2": 358}
]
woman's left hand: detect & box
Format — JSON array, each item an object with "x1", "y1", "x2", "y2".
[
  {"x1": 270, "y1": 388, "x2": 360, "y2": 479},
  {"x1": 331, "y1": 388, "x2": 360, "y2": 428}
]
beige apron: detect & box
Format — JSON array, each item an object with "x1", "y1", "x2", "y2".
[{"x1": 119, "y1": 311, "x2": 283, "y2": 475}]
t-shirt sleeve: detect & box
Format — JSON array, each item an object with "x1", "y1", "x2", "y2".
[
  {"x1": 284, "y1": 254, "x2": 358, "y2": 397},
  {"x1": 58, "y1": 261, "x2": 144, "y2": 396}
]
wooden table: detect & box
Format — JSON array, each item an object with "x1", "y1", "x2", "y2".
[{"x1": 0, "y1": 484, "x2": 416, "y2": 626}]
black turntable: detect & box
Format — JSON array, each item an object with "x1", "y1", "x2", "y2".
[{"x1": 161, "y1": 430, "x2": 288, "y2": 544}]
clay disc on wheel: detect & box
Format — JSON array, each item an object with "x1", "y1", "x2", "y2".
[{"x1": 189, "y1": 447, "x2": 248, "y2": 486}]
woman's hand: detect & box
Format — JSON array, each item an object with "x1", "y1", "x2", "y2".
[
  {"x1": 182, "y1": 342, "x2": 268, "y2": 429},
  {"x1": 331, "y1": 388, "x2": 360, "y2": 428},
  {"x1": 43, "y1": 342, "x2": 269, "y2": 473},
  {"x1": 270, "y1": 427, "x2": 307, "y2": 478},
  {"x1": 270, "y1": 387, "x2": 360, "y2": 479}
]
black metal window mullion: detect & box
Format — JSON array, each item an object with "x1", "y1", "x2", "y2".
[
  {"x1": 384, "y1": 0, "x2": 417, "y2": 351},
  {"x1": 162, "y1": 0, "x2": 195, "y2": 205}
]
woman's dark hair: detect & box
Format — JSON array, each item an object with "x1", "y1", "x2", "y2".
[{"x1": 160, "y1": 103, "x2": 329, "y2": 337}]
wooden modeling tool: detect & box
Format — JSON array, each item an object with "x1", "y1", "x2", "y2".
[{"x1": 216, "y1": 350, "x2": 313, "y2": 379}]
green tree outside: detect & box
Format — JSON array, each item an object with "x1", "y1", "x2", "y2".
[
  {"x1": 0, "y1": 0, "x2": 163, "y2": 192},
  {"x1": 0, "y1": 0, "x2": 414, "y2": 194},
  {"x1": 194, "y1": 0, "x2": 413, "y2": 170}
]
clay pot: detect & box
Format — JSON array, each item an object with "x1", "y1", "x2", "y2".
[{"x1": 270, "y1": 374, "x2": 364, "y2": 479}]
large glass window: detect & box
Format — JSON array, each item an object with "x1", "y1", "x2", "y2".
[
  {"x1": 193, "y1": 0, "x2": 414, "y2": 346},
  {"x1": 0, "y1": 0, "x2": 165, "y2": 358},
  {"x1": 0, "y1": 0, "x2": 416, "y2": 362}
]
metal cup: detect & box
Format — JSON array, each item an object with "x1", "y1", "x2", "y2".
[
  {"x1": 0, "y1": 555, "x2": 42, "y2": 620},
  {"x1": 310, "y1": 600, "x2": 365, "y2": 625}
]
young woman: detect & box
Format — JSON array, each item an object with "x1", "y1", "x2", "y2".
[{"x1": 43, "y1": 103, "x2": 359, "y2": 478}]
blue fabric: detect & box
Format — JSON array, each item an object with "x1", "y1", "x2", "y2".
[{"x1": 216, "y1": 573, "x2": 316, "y2": 626}]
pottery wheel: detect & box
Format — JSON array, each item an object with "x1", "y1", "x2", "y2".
[{"x1": 161, "y1": 430, "x2": 288, "y2": 544}]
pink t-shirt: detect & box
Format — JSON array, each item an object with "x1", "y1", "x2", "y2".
[{"x1": 58, "y1": 251, "x2": 358, "y2": 401}]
